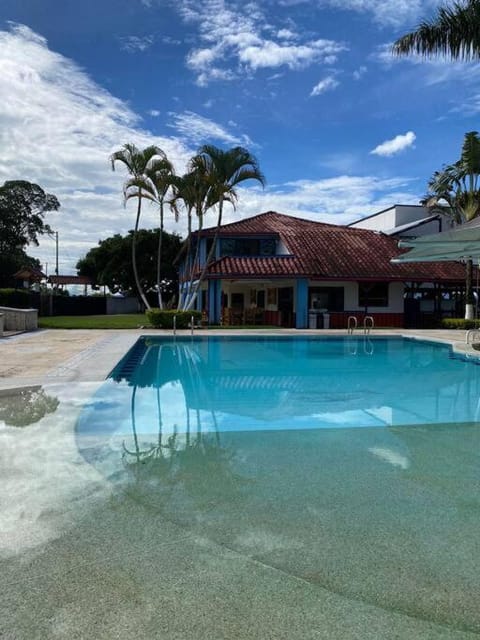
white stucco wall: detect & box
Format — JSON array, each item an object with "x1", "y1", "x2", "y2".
[{"x1": 308, "y1": 281, "x2": 404, "y2": 313}]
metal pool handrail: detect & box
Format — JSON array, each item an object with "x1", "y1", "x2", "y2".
[{"x1": 347, "y1": 316, "x2": 357, "y2": 334}]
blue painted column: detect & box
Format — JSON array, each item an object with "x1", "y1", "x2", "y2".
[
  {"x1": 199, "y1": 237, "x2": 207, "y2": 267},
  {"x1": 208, "y1": 279, "x2": 222, "y2": 324},
  {"x1": 295, "y1": 278, "x2": 308, "y2": 329}
]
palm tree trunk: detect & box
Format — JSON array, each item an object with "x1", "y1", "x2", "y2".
[
  {"x1": 185, "y1": 197, "x2": 223, "y2": 312},
  {"x1": 156, "y1": 202, "x2": 164, "y2": 309},
  {"x1": 132, "y1": 192, "x2": 151, "y2": 310}
]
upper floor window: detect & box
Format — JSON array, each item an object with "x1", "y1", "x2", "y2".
[{"x1": 220, "y1": 237, "x2": 276, "y2": 257}]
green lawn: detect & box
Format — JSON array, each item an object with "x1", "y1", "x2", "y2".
[
  {"x1": 38, "y1": 315, "x2": 281, "y2": 330},
  {"x1": 38, "y1": 314, "x2": 150, "y2": 329}
]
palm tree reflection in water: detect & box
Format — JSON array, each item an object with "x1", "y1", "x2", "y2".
[{"x1": 119, "y1": 342, "x2": 248, "y2": 517}]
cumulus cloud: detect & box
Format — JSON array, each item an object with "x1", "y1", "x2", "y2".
[
  {"x1": 177, "y1": 0, "x2": 346, "y2": 85},
  {"x1": 310, "y1": 76, "x2": 339, "y2": 96},
  {"x1": 370, "y1": 131, "x2": 416, "y2": 157}
]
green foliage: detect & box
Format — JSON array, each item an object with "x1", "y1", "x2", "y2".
[
  {"x1": 0, "y1": 180, "x2": 59, "y2": 253},
  {"x1": 146, "y1": 309, "x2": 202, "y2": 328},
  {"x1": 0, "y1": 288, "x2": 32, "y2": 308},
  {"x1": 441, "y1": 318, "x2": 480, "y2": 329},
  {"x1": 76, "y1": 229, "x2": 182, "y2": 300},
  {"x1": 393, "y1": 0, "x2": 480, "y2": 61},
  {"x1": 0, "y1": 180, "x2": 59, "y2": 286}
]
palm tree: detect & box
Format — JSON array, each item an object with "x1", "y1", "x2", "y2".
[
  {"x1": 422, "y1": 131, "x2": 480, "y2": 318},
  {"x1": 110, "y1": 143, "x2": 167, "y2": 310},
  {"x1": 184, "y1": 145, "x2": 265, "y2": 311},
  {"x1": 170, "y1": 162, "x2": 217, "y2": 311},
  {"x1": 126, "y1": 158, "x2": 176, "y2": 309},
  {"x1": 393, "y1": 0, "x2": 480, "y2": 61}
]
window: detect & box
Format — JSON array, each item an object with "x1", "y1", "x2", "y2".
[
  {"x1": 358, "y1": 282, "x2": 389, "y2": 307},
  {"x1": 309, "y1": 287, "x2": 344, "y2": 311},
  {"x1": 220, "y1": 237, "x2": 276, "y2": 257}
]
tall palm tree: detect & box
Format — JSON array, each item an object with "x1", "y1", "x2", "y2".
[
  {"x1": 110, "y1": 143, "x2": 167, "y2": 309},
  {"x1": 170, "y1": 163, "x2": 216, "y2": 311},
  {"x1": 126, "y1": 158, "x2": 176, "y2": 309},
  {"x1": 184, "y1": 145, "x2": 265, "y2": 311},
  {"x1": 393, "y1": 0, "x2": 480, "y2": 60},
  {"x1": 422, "y1": 131, "x2": 480, "y2": 318}
]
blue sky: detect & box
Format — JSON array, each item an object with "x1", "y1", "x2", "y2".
[{"x1": 1, "y1": 0, "x2": 479, "y2": 273}]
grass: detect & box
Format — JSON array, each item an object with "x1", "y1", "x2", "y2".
[
  {"x1": 38, "y1": 314, "x2": 150, "y2": 329},
  {"x1": 38, "y1": 315, "x2": 282, "y2": 330}
]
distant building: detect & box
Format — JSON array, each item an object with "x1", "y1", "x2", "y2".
[{"x1": 348, "y1": 204, "x2": 453, "y2": 238}]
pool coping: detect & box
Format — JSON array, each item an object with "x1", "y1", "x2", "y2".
[{"x1": 0, "y1": 327, "x2": 477, "y2": 392}]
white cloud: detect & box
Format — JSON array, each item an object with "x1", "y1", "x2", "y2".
[
  {"x1": 0, "y1": 23, "x2": 192, "y2": 271},
  {"x1": 316, "y1": 0, "x2": 442, "y2": 27},
  {"x1": 353, "y1": 65, "x2": 367, "y2": 80},
  {"x1": 177, "y1": 0, "x2": 346, "y2": 85},
  {"x1": 148, "y1": 109, "x2": 161, "y2": 116},
  {"x1": 242, "y1": 40, "x2": 341, "y2": 70},
  {"x1": 167, "y1": 110, "x2": 253, "y2": 146},
  {"x1": 214, "y1": 175, "x2": 419, "y2": 229},
  {"x1": 370, "y1": 131, "x2": 416, "y2": 157},
  {"x1": 119, "y1": 34, "x2": 154, "y2": 53},
  {"x1": 310, "y1": 76, "x2": 339, "y2": 96}
]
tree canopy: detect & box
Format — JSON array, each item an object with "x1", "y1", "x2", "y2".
[
  {"x1": 76, "y1": 228, "x2": 182, "y2": 302},
  {"x1": 0, "y1": 180, "x2": 60, "y2": 285}
]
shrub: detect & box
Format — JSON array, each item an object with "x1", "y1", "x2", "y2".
[
  {"x1": 146, "y1": 308, "x2": 203, "y2": 329},
  {"x1": 0, "y1": 288, "x2": 33, "y2": 308},
  {"x1": 440, "y1": 318, "x2": 480, "y2": 330}
]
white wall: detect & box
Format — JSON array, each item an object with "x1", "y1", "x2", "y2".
[{"x1": 308, "y1": 280, "x2": 404, "y2": 313}]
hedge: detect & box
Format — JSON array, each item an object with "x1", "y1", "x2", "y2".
[
  {"x1": 0, "y1": 288, "x2": 33, "y2": 308},
  {"x1": 146, "y1": 309, "x2": 203, "y2": 329},
  {"x1": 440, "y1": 318, "x2": 480, "y2": 330}
]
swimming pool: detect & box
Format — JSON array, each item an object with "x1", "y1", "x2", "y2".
[
  {"x1": 3, "y1": 335, "x2": 480, "y2": 638},
  {"x1": 78, "y1": 335, "x2": 480, "y2": 440}
]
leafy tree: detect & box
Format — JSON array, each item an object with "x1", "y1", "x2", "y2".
[
  {"x1": 422, "y1": 131, "x2": 480, "y2": 318},
  {"x1": 393, "y1": 0, "x2": 480, "y2": 61},
  {"x1": 110, "y1": 143, "x2": 168, "y2": 310},
  {"x1": 0, "y1": 180, "x2": 60, "y2": 284},
  {"x1": 76, "y1": 228, "x2": 182, "y2": 302}
]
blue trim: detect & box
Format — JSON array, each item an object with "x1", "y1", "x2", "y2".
[
  {"x1": 296, "y1": 278, "x2": 308, "y2": 329},
  {"x1": 208, "y1": 279, "x2": 222, "y2": 324}
]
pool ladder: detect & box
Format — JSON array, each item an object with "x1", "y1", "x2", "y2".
[
  {"x1": 172, "y1": 315, "x2": 196, "y2": 337},
  {"x1": 347, "y1": 315, "x2": 374, "y2": 335}
]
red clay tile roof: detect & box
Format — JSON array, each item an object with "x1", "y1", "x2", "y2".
[{"x1": 203, "y1": 211, "x2": 468, "y2": 282}]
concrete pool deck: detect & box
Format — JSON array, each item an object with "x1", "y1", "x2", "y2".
[
  {"x1": 0, "y1": 327, "x2": 476, "y2": 390},
  {"x1": 1, "y1": 328, "x2": 479, "y2": 640}
]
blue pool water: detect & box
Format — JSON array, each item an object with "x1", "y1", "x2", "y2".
[{"x1": 78, "y1": 335, "x2": 480, "y2": 438}]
